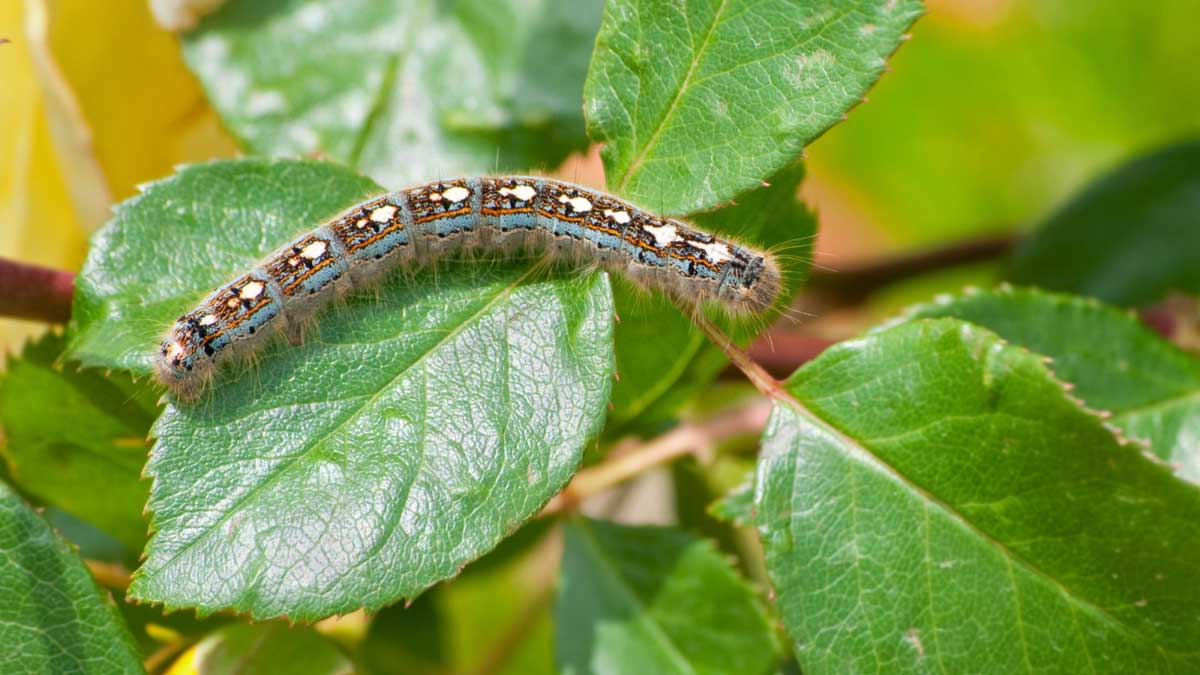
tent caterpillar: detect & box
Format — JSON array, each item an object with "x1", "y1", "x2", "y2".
[{"x1": 156, "y1": 176, "x2": 782, "y2": 398}]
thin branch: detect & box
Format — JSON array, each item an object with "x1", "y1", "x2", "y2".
[
  {"x1": 541, "y1": 397, "x2": 773, "y2": 516},
  {"x1": 745, "y1": 329, "x2": 839, "y2": 378},
  {"x1": 691, "y1": 312, "x2": 786, "y2": 400},
  {"x1": 84, "y1": 559, "x2": 131, "y2": 591},
  {"x1": 0, "y1": 258, "x2": 75, "y2": 323},
  {"x1": 806, "y1": 233, "x2": 1017, "y2": 306}
]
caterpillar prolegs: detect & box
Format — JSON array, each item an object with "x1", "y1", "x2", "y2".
[{"x1": 155, "y1": 176, "x2": 782, "y2": 398}]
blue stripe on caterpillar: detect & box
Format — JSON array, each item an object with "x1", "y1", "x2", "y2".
[{"x1": 156, "y1": 176, "x2": 782, "y2": 398}]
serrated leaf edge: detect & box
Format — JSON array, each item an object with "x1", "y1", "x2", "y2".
[{"x1": 758, "y1": 318, "x2": 1196, "y2": 657}]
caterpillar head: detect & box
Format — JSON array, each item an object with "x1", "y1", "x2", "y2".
[
  {"x1": 154, "y1": 314, "x2": 211, "y2": 399},
  {"x1": 743, "y1": 253, "x2": 782, "y2": 314},
  {"x1": 717, "y1": 251, "x2": 782, "y2": 315}
]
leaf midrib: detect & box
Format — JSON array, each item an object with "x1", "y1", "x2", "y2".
[
  {"x1": 138, "y1": 266, "x2": 543, "y2": 589},
  {"x1": 614, "y1": 0, "x2": 729, "y2": 196},
  {"x1": 614, "y1": 329, "x2": 706, "y2": 425},
  {"x1": 770, "y1": 383, "x2": 1180, "y2": 656},
  {"x1": 574, "y1": 520, "x2": 699, "y2": 675}
]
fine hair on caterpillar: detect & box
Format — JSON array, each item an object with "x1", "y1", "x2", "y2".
[{"x1": 155, "y1": 176, "x2": 783, "y2": 399}]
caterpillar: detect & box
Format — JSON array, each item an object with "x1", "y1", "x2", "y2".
[{"x1": 155, "y1": 176, "x2": 782, "y2": 398}]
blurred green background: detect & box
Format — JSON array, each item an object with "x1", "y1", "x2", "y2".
[{"x1": 804, "y1": 0, "x2": 1199, "y2": 256}]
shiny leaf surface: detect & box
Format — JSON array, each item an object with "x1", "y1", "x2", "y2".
[
  {"x1": 899, "y1": 285, "x2": 1200, "y2": 482},
  {"x1": 757, "y1": 319, "x2": 1200, "y2": 672}
]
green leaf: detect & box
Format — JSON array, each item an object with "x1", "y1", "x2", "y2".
[
  {"x1": 898, "y1": 285, "x2": 1200, "y2": 482},
  {"x1": 709, "y1": 472, "x2": 755, "y2": 527},
  {"x1": 607, "y1": 162, "x2": 815, "y2": 435},
  {"x1": 605, "y1": 280, "x2": 718, "y2": 435},
  {"x1": 64, "y1": 159, "x2": 614, "y2": 620},
  {"x1": 674, "y1": 455, "x2": 769, "y2": 585},
  {"x1": 183, "y1": 0, "x2": 602, "y2": 186},
  {"x1": 132, "y1": 262, "x2": 610, "y2": 620},
  {"x1": 0, "y1": 333, "x2": 154, "y2": 550},
  {"x1": 184, "y1": 623, "x2": 352, "y2": 675},
  {"x1": 1009, "y1": 140, "x2": 1200, "y2": 305},
  {"x1": 756, "y1": 319, "x2": 1200, "y2": 672},
  {"x1": 43, "y1": 508, "x2": 130, "y2": 564},
  {"x1": 585, "y1": 0, "x2": 923, "y2": 215},
  {"x1": 557, "y1": 517, "x2": 780, "y2": 675},
  {"x1": 0, "y1": 481, "x2": 143, "y2": 675}
]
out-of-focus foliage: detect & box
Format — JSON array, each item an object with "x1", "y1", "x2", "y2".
[
  {"x1": 1, "y1": 0, "x2": 88, "y2": 353},
  {"x1": 1008, "y1": 141, "x2": 1200, "y2": 305},
  {"x1": 165, "y1": 623, "x2": 352, "y2": 675},
  {"x1": 806, "y1": 0, "x2": 1200, "y2": 247},
  {"x1": 557, "y1": 518, "x2": 781, "y2": 675},
  {"x1": 0, "y1": 332, "x2": 155, "y2": 550},
  {"x1": 181, "y1": 0, "x2": 602, "y2": 189}
]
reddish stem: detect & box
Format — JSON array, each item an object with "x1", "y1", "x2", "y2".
[
  {"x1": 0, "y1": 258, "x2": 75, "y2": 323},
  {"x1": 746, "y1": 329, "x2": 838, "y2": 377},
  {"x1": 807, "y1": 233, "x2": 1017, "y2": 306}
]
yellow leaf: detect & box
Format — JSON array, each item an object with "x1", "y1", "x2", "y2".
[
  {"x1": 35, "y1": 0, "x2": 238, "y2": 208},
  {"x1": 0, "y1": 1, "x2": 88, "y2": 354},
  {"x1": 1, "y1": 0, "x2": 238, "y2": 358}
]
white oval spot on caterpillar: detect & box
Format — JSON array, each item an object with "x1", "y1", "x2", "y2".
[
  {"x1": 501, "y1": 184, "x2": 537, "y2": 201},
  {"x1": 557, "y1": 195, "x2": 592, "y2": 213},
  {"x1": 604, "y1": 209, "x2": 632, "y2": 225},
  {"x1": 198, "y1": 314, "x2": 218, "y2": 326},
  {"x1": 355, "y1": 218, "x2": 369, "y2": 229},
  {"x1": 287, "y1": 256, "x2": 301, "y2": 267},
  {"x1": 643, "y1": 223, "x2": 680, "y2": 246},
  {"x1": 239, "y1": 280, "x2": 266, "y2": 299},
  {"x1": 429, "y1": 192, "x2": 443, "y2": 202},
  {"x1": 693, "y1": 240, "x2": 733, "y2": 263},
  {"x1": 369, "y1": 205, "x2": 398, "y2": 223},
  {"x1": 443, "y1": 186, "x2": 471, "y2": 203},
  {"x1": 167, "y1": 341, "x2": 186, "y2": 359},
  {"x1": 225, "y1": 297, "x2": 241, "y2": 309},
  {"x1": 300, "y1": 240, "x2": 328, "y2": 260}
]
